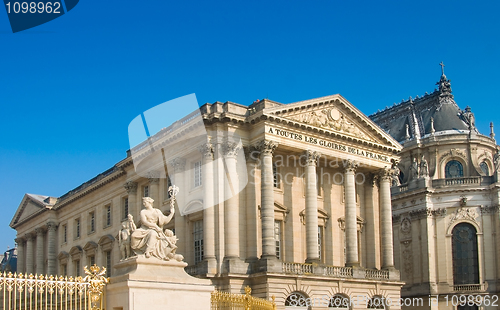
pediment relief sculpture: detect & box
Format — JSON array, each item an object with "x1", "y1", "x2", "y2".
[{"x1": 285, "y1": 107, "x2": 371, "y2": 141}]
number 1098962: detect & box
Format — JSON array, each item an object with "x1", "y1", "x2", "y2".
[{"x1": 5, "y1": 2, "x2": 62, "y2": 14}]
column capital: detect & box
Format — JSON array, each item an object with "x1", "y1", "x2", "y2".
[
  {"x1": 169, "y1": 157, "x2": 186, "y2": 172},
  {"x1": 243, "y1": 146, "x2": 259, "y2": 163},
  {"x1": 198, "y1": 142, "x2": 214, "y2": 160},
  {"x1": 304, "y1": 150, "x2": 321, "y2": 166},
  {"x1": 124, "y1": 181, "x2": 138, "y2": 194},
  {"x1": 343, "y1": 160, "x2": 358, "y2": 173},
  {"x1": 35, "y1": 227, "x2": 45, "y2": 235},
  {"x1": 146, "y1": 170, "x2": 161, "y2": 184},
  {"x1": 25, "y1": 232, "x2": 35, "y2": 241},
  {"x1": 365, "y1": 172, "x2": 377, "y2": 186},
  {"x1": 15, "y1": 237, "x2": 25, "y2": 245},
  {"x1": 47, "y1": 221, "x2": 58, "y2": 231},
  {"x1": 256, "y1": 140, "x2": 278, "y2": 156},
  {"x1": 222, "y1": 141, "x2": 241, "y2": 158},
  {"x1": 378, "y1": 167, "x2": 397, "y2": 182}
]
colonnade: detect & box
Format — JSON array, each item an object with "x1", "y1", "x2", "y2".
[
  {"x1": 15, "y1": 221, "x2": 58, "y2": 275},
  {"x1": 194, "y1": 138, "x2": 396, "y2": 269}
]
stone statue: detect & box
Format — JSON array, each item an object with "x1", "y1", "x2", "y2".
[
  {"x1": 419, "y1": 155, "x2": 429, "y2": 177},
  {"x1": 126, "y1": 214, "x2": 137, "y2": 232},
  {"x1": 493, "y1": 150, "x2": 500, "y2": 176},
  {"x1": 410, "y1": 158, "x2": 419, "y2": 180},
  {"x1": 461, "y1": 106, "x2": 476, "y2": 131},
  {"x1": 130, "y1": 190, "x2": 183, "y2": 261},
  {"x1": 392, "y1": 165, "x2": 401, "y2": 186},
  {"x1": 119, "y1": 222, "x2": 132, "y2": 261}
]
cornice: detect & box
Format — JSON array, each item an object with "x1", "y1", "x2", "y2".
[{"x1": 55, "y1": 168, "x2": 126, "y2": 210}]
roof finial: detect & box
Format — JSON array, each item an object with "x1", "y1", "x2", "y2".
[
  {"x1": 490, "y1": 122, "x2": 495, "y2": 140},
  {"x1": 439, "y1": 61, "x2": 445, "y2": 75}
]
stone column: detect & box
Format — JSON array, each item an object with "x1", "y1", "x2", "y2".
[
  {"x1": 147, "y1": 171, "x2": 160, "y2": 209},
  {"x1": 258, "y1": 140, "x2": 278, "y2": 258},
  {"x1": 15, "y1": 238, "x2": 25, "y2": 274},
  {"x1": 47, "y1": 222, "x2": 58, "y2": 276},
  {"x1": 379, "y1": 167, "x2": 395, "y2": 269},
  {"x1": 124, "y1": 181, "x2": 138, "y2": 219},
  {"x1": 25, "y1": 233, "x2": 34, "y2": 275},
  {"x1": 305, "y1": 150, "x2": 321, "y2": 263},
  {"x1": 35, "y1": 228, "x2": 45, "y2": 275},
  {"x1": 244, "y1": 146, "x2": 259, "y2": 260},
  {"x1": 344, "y1": 160, "x2": 359, "y2": 267},
  {"x1": 199, "y1": 143, "x2": 216, "y2": 266},
  {"x1": 222, "y1": 141, "x2": 242, "y2": 259}
]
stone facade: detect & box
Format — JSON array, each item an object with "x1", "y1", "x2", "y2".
[
  {"x1": 371, "y1": 70, "x2": 500, "y2": 310},
  {"x1": 11, "y1": 94, "x2": 404, "y2": 309}
]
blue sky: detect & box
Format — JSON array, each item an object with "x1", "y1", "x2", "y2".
[{"x1": 1, "y1": 1, "x2": 499, "y2": 251}]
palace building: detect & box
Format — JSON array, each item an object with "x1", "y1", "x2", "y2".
[
  {"x1": 11, "y1": 94, "x2": 405, "y2": 309},
  {"x1": 370, "y1": 69, "x2": 500, "y2": 310}
]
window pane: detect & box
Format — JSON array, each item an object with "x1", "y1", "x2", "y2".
[
  {"x1": 445, "y1": 160, "x2": 464, "y2": 178},
  {"x1": 452, "y1": 223, "x2": 479, "y2": 284},
  {"x1": 194, "y1": 161, "x2": 202, "y2": 187},
  {"x1": 274, "y1": 220, "x2": 281, "y2": 260},
  {"x1": 193, "y1": 220, "x2": 204, "y2": 264},
  {"x1": 480, "y1": 162, "x2": 489, "y2": 176}
]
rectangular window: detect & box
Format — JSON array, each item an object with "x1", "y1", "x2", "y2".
[
  {"x1": 194, "y1": 161, "x2": 202, "y2": 187},
  {"x1": 106, "y1": 205, "x2": 112, "y2": 227},
  {"x1": 105, "y1": 251, "x2": 112, "y2": 277},
  {"x1": 193, "y1": 220, "x2": 204, "y2": 264},
  {"x1": 275, "y1": 220, "x2": 282, "y2": 260},
  {"x1": 75, "y1": 218, "x2": 80, "y2": 239},
  {"x1": 89, "y1": 255, "x2": 95, "y2": 267},
  {"x1": 123, "y1": 197, "x2": 129, "y2": 220},
  {"x1": 273, "y1": 163, "x2": 281, "y2": 188},
  {"x1": 143, "y1": 185, "x2": 149, "y2": 197},
  {"x1": 75, "y1": 260, "x2": 80, "y2": 277},
  {"x1": 63, "y1": 224, "x2": 67, "y2": 243},
  {"x1": 62, "y1": 264, "x2": 67, "y2": 276},
  {"x1": 89, "y1": 211, "x2": 95, "y2": 233}
]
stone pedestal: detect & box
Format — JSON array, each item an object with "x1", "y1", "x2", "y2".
[{"x1": 107, "y1": 255, "x2": 214, "y2": 310}]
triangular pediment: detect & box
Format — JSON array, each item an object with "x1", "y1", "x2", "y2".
[
  {"x1": 10, "y1": 194, "x2": 52, "y2": 228},
  {"x1": 263, "y1": 94, "x2": 401, "y2": 150}
]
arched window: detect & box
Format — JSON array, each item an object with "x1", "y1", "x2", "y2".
[
  {"x1": 328, "y1": 294, "x2": 349, "y2": 309},
  {"x1": 479, "y1": 161, "x2": 489, "y2": 176},
  {"x1": 452, "y1": 223, "x2": 479, "y2": 285},
  {"x1": 445, "y1": 160, "x2": 464, "y2": 178},
  {"x1": 367, "y1": 296, "x2": 385, "y2": 309},
  {"x1": 285, "y1": 292, "x2": 309, "y2": 309}
]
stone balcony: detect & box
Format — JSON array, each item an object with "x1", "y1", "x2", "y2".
[
  {"x1": 392, "y1": 176, "x2": 495, "y2": 195},
  {"x1": 452, "y1": 283, "x2": 488, "y2": 294},
  {"x1": 186, "y1": 261, "x2": 400, "y2": 282}
]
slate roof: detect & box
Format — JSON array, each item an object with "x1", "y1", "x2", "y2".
[{"x1": 369, "y1": 73, "x2": 473, "y2": 143}]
